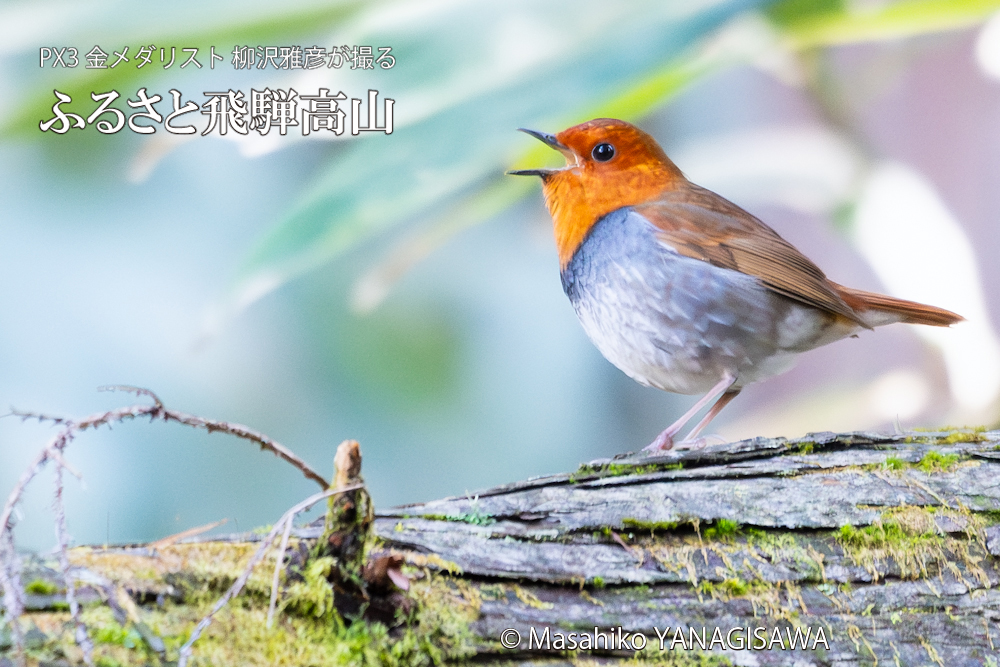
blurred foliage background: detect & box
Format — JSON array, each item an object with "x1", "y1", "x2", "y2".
[{"x1": 2, "y1": 0, "x2": 1000, "y2": 552}]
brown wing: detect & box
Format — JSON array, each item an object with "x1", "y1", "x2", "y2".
[{"x1": 633, "y1": 184, "x2": 867, "y2": 326}]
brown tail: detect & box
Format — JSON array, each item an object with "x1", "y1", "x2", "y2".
[{"x1": 833, "y1": 283, "x2": 963, "y2": 327}]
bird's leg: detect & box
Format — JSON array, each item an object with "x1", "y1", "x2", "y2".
[
  {"x1": 643, "y1": 373, "x2": 736, "y2": 452},
  {"x1": 672, "y1": 389, "x2": 741, "y2": 450}
]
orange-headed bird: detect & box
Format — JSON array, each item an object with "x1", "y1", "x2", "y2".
[{"x1": 510, "y1": 118, "x2": 962, "y2": 452}]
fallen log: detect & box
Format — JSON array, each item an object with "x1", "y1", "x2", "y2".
[{"x1": 3, "y1": 429, "x2": 1000, "y2": 665}]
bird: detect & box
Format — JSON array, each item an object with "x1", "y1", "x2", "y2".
[{"x1": 508, "y1": 118, "x2": 962, "y2": 452}]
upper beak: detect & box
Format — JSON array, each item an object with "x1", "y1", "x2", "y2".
[
  {"x1": 507, "y1": 128, "x2": 570, "y2": 177},
  {"x1": 517, "y1": 128, "x2": 569, "y2": 151}
]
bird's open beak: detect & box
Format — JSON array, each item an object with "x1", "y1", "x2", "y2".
[
  {"x1": 517, "y1": 128, "x2": 568, "y2": 151},
  {"x1": 507, "y1": 128, "x2": 572, "y2": 177}
]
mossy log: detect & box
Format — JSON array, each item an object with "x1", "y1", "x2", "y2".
[{"x1": 4, "y1": 429, "x2": 1000, "y2": 666}]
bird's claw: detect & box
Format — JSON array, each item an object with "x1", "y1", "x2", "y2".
[
  {"x1": 643, "y1": 432, "x2": 675, "y2": 452},
  {"x1": 643, "y1": 433, "x2": 725, "y2": 453},
  {"x1": 673, "y1": 434, "x2": 726, "y2": 450}
]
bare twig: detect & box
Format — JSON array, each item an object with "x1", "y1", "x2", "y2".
[
  {"x1": 1, "y1": 429, "x2": 75, "y2": 549},
  {"x1": 0, "y1": 387, "x2": 333, "y2": 664},
  {"x1": 10, "y1": 391, "x2": 329, "y2": 490},
  {"x1": 158, "y1": 409, "x2": 328, "y2": 490},
  {"x1": 0, "y1": 529, "x2": 25, "y2": 661},
  {"x1": 53, "y1": 454, "x2": 94, "y2": 665},
  {"x1": 178, "y1": 484, "x2": 362, "y2": 667}
]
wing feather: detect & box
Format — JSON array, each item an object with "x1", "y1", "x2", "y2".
[{"x1": 633, "y1": 185, "x2": 865, "y2": 326}]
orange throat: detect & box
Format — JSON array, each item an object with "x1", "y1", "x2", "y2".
[{"x1": 542, "y1": 164, "x2": 679, "y2": 268}]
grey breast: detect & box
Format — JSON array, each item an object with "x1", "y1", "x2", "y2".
[{"x1": 559, "y1": 208, "x2": 831, "y2": 394}]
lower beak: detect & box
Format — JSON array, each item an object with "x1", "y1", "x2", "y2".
[{"x1": 507, "y1": 168, "x2": 556, "y2": 177}]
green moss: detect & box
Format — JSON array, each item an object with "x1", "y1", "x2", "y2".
[
  {"x1": 16, "y1": 567, "x2": 479, "y2": 667},
  {"x1": 24, "y1": 579, "x2": 57, "y2": 595},
  {"x1": 883, "y1": 456, "x2": 907, "y2": 471},
  {"x1": 591, "y1": 576, "x2": 605, "y2": 588},
  {"x1": 871, "y1": 451, "x2": 963, "y2": 474},
  {"x1": 422, "y1": 510, "x2": 494, "y2": 526},
  {"x1": 702, "y1": 519, "x2": 741, "y2": 541},
  {"x1": 834, "y1": 508, "x2": 981, "y2": 582},
  {"x1": 704, "y1": 577, "x2": 749, "y2": 596},
  {"x1": 92, "y1": 621, "x2": 144, "y2": 650},
  {"x1": 941, "y1": 430, "x2": 986, "y2": 444},
  {"x1": 977, "y1": 509, "x2": 1000, "y2": 525},
  {"x1": 792, "y1": 441, "x2": 815, "y2": 455},
  {"x1": 573, "y1": 461, "x2": 684, "y2": 481},
  {"x1": 622, "y1": 518, "x2": 681, "y2": 533},
  {"x1": 279, "y1": 556, "x2": 336, "y2": 619},
  {"x1": 916, "y1": 450, "x2": 960, "y2": 473},
  {"x1": 7, "y1": 530, "x2": 482, "y2": 666},
  {"x1": 906, "y1": 426, "x2": 987, "y2": 445}
]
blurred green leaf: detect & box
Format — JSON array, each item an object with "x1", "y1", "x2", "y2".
[
  {"x1": 12, "y1": 0, "x2": 994, "y2": 318},
  {"x1": 238, "y1": 0, "x2": 1000, "y2": 315},
  {"x1": 233, "y1": 0, "x2": 773, "y2": 311},
  {"x1": 769, "y1": 0, "x2": 1000, "y2": 48}
]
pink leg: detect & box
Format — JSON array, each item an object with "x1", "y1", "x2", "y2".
[
  {"x1": 672, "y1": 389, "x2": 741, "y2": 449},
  {"x1": 643, "y1": 373, "x2": 736, "y2": 452}
]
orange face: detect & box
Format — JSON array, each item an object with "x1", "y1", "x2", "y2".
[{"x1": 519, "y1": 118, "x2": 684, "y2": 268}]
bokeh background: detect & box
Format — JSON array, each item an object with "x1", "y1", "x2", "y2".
[{"x1": 2, "y1": 0, "x2": 1000, "y2": 553}]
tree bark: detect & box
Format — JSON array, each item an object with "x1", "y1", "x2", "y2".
[
  {"x1": 4, "y1": 429, "x2": 1000, "y2": 666},
  {"x1": 373, "y1": 429, "x2": 1000, "y2": 665}
]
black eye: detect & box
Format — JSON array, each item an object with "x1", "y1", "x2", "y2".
[{"x1": 592, "y1": 143, "x2": 615, "y2": 162}]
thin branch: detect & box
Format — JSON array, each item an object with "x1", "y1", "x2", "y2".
[
  {"x1": 0, "y1": 387, "x2": 332, "y2": 663},
  {"x1": 53, "y1": 455, "x2": 94, "y2": 665},
  {"x1": 158, "y1": 409, "x2": 328, "y2": 490},
  {"x1": 177, "y1": 485, "x2": 362, "y2": 667},
  {"x1": 1, "y1": 429, "x2": 74, "y2": 541},
  {"x1": 0, "y1": 529, "x2": 25, "y2": 661},
  {"x1": 10, "y1": 395, "x2": 329, "y2": 490}
]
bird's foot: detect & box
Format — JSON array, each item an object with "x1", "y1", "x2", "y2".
[
  {"x1": 672, "y1": 434, "x2": 727, "y2": 450},
  {"x1": 643, "y1": 431, "x2": 675, "y2": 452}
]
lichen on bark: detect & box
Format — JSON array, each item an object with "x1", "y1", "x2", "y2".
[{"x1": 3, "y1": 428, "x2": 1000, "y2": 665}]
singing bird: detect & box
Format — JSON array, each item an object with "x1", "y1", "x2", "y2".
[{"x1": 509, "y1": 118, "x2": 962, "y2": 451}]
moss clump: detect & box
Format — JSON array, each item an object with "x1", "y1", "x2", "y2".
[
  {"x1": 699, "y1": 577, "x2": 749, "y2": 597},
  {"x1": 622, "y1": 518, "x2": 681, "y2": 534},
  {"x1": 906, "y1": 426, "x2": 987, "y2": 445},
  {"x1": 792, "y1": 441, "x2": 815, "y2": 455},
  {"x1": 279, "y1": 556, "x2": 336, "y2": 619},
  {"x1": 572, "y1": 461, "x2": 683, "y2": 482},
  {"x1": 838, "y1": 521, "x2": 915, "y2": 549},
  {"x1": 24, "y1": 579, "x2": 58, "y2": 595},
  {"x1": 940, "y1": 430, "x2": 986, "y2": 444},
  {"x1": 883, "y1": 456, "x2": 907, "y2": 471},
  {"x1": 874, "y1": 451, "x2": 963, "y2": 474},
  {"x1": 702, "y1": 519, "x2": 740, "y2": 541},
  {"x1": 12, "y1": 567, "x2": 479, "y2": 667},
  {"x1": 834, "y1": 506, "x2": 991, "y2": 583},
  {"x1": 916, "y1": 450, "x2": 961, "y2": 472}
]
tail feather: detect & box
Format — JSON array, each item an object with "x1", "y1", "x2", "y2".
[{"x1": 832, "y1": 283, "x2": 963, "y2": 328}]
